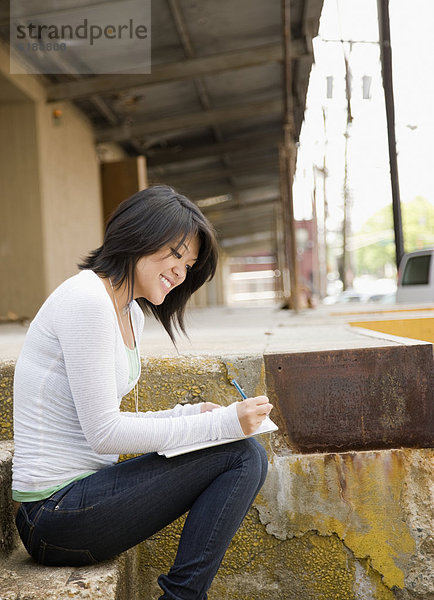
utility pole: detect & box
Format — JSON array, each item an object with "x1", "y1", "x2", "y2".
[
  {"x1": 342, "y1": 48, "x2": 353, "y2": 290},
  {"x1": 280, "y1": 0, "x2": 300, "y2": 311},
  {"x1": 377, "y1": 0, "x2": 405, "y2": 269},
  {"x1": 342, "y1": 131, "x2": 353, "y2": 289},
  {"x1": 321, "y1": 108, "x2": 329, "y2": 298}
]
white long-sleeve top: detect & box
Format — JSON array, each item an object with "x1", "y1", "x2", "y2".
[{"x1": 12, "y1": 270, "x2": 244, "y2": 493}]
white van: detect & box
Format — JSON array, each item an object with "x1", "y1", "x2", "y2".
[{"x1": 396, "y1": 248, "x2": 434, "y2": 303}]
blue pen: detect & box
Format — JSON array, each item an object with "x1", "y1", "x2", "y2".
[{"x1": 231, "y1": 379, "x2": 248, "y2": 400}]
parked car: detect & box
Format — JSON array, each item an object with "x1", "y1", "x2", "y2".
[
  {"x1": 396, "y1": 248, "x2": 434, "y2": 303},
  {"x1": 323, "y1": 289, "x2": 396, "y2": 305}
]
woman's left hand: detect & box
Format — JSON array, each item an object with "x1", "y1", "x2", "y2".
[{"x1": 200, "y1": 402, "x2": 221, "y2": 413}]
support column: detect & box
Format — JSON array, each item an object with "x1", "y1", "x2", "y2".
[
  {"x1": 0, "y1": 44, "x2": 104, "y2": 318},
  {"x1": 281, "y1": 0, "x2": 300, "y2": 311},
  {"x1": 100, "y1": 156, "x2": 147, "y2": 223},
  {"x1": 0, "y1": 101, "x2": 46, "y2": 317}
]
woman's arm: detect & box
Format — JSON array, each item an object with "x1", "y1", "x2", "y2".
[{"x1": 54, "y1": 292, "x2": 244, "y2": 455}]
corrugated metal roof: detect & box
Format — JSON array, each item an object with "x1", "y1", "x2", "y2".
[{"x1": 2, "y1": 0, "x2": 323, "y2": 254}]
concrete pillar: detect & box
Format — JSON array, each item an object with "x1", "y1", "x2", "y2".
[
  {"x1": 0, "y1": 100, "x2": 46, "y2": 317},
  {"x1": 215, "y1": 249, "x2": 229, "y2": 305},
  {"x1": 0, "y1": 43, "x2": 104, "y2": 318},
  {"x1": 36, "y1": 101, "x2": 104, "y2": 294},
  {"x1": 189, "y1": 249, "x2": 228, "y2": 308}
]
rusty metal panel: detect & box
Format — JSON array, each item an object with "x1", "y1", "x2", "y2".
[{"x1": 264, "y1": 345, "x2": 434, "y2": 453}]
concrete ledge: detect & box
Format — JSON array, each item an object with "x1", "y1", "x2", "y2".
[
  {"x1": 3, "y1": 345, "x2": 431, "y2": 453},
  {"x1": 1, "y1": 313, "x2": 433, "y2": 598}
]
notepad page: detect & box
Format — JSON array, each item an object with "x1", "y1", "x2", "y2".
[{"x1": 158, "y1": 416, "x2": 278, "y2": 458}]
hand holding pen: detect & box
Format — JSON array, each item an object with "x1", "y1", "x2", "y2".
[{"x1": 231, "y1": 379, "x2": 273, "y2": 436}]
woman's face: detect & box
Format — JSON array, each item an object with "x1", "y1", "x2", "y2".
[{"x1": 133, "y1": 235, "x2": 200, "y2": 304}]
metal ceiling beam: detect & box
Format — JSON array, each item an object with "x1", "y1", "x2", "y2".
[
  {"x1": 146, "y1": 131, "x2": 282, "y2": 166},
  {"x1": 153, "y1": 175, "x2": 279, "y2": 198},
  {"x1": 25, "y1": 37, "x2": 144, "y2": 155},
  {"x1": 216, "y1": 221, "x2": 276, "y2": 241},
  {"x1": 148, "y1": 155, "x2": 278, "y2": 186},
  {"x1": 205, "y1": 200, "x2": 278, "y2": 230},
  {"x1": 219, "y1": 231, "x2": 276, "y2": 254},
  {"x1": 210, "y1": 203, "x2": 277, "y2": 227},
  {"x1": 46, "y1": 42, "x2": 306, "y2": 102},
  {"x1": 95, "y1": 97, "x2": 283, "y2": 142},
  {"x1": 172, "y1": 179, "x2": 279, "y2": 202},
  {"x1": 156, "y1": 176, "x2": 280, "y2": 199},
  {"x1": 167, "y1": 0, "x2": 239, "y2": 194},
  {"x1": 206, "y1": 202, "x2": 278, "y2": 241},
  {"x1": 216, "y1": 225, "x2": 276, "y2": 248}
]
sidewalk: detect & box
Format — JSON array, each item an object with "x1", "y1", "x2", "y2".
[{"x1": 2, "y1": 302, "x2": 432, "y2": 360}]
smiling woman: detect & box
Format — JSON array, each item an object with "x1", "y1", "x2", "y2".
[
  {"x1": 79, "y1": 185, "x2": 217, "y2": 343},
  {"x1": 12, "y1": 184, "x2": 273, "y2": 600}
]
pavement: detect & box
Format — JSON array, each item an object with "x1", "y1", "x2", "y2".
[
  {"x1": 1, "y1": 302, "x2": 433, "y2": 599},
  {"x1": 1, "y1": 302, "x2": 433, "y2": 361}
]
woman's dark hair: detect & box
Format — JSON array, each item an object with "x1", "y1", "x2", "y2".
[{"x1": 78, "y1": 185, "x2": 218, "y2": 342}]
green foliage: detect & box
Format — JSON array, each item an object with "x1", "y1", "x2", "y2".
[{"x1": 355, "y1": 197, "x2": 434, "y2": 276}]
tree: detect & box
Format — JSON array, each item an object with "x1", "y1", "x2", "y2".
[{"x1": 355, "y1": 197, "x2": 434, "y2": 276}]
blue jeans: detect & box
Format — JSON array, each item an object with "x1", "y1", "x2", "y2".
[{"x1": 15, "y1": 438, "x2": 268, "y2": 600}]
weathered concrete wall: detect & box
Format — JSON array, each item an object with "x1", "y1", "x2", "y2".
[
  {"x1": 119, "y1": 355, "x2": 434, "y2": 599},
  {"x1": 130, "y1": 442, "x2": 433, "y2": 600},
  {"x1": 1, "y1": 353, "x2": 433, "y2": 599}
]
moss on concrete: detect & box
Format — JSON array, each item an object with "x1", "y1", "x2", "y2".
[
  {"x1": 259, "y1": 449, "x2": 432, "y2": 595},
  {"x1": 134, "y1": 506, "x2": 396, "y2": 599},
  {"x1": 0, "y1": 363, "x2": 14, "y2": 441},
  {"x1": 1, "y1": 354, "x2": 433, "y2": 599},
  {"x1": 121, "y1": 356, "x2": 241, "y2": 414}
]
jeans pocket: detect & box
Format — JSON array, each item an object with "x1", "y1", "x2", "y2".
[{"x1": 37, "y1": 539, "x2": 98, "y2": 567}]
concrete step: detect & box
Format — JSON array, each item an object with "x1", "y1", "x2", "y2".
[
  {"x1": 0, "y1": 441, "x2": 141, "y2": 600},
  {"x1": 0, "y1": 544, "x2": 138, "y2": 600}
]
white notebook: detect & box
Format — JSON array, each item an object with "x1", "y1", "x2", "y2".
[{"x1": 158, "y1": 416, "x2": 278, "y2": 458}]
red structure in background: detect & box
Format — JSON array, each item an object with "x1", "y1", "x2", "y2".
[
  {"x1": 295, "y1": 219, "x2": 320, "y2": 300},
  {"x1": 228, "y1": 219, "x2": 320, "y2": 306}
]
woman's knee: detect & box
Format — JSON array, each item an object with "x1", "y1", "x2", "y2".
[
  {"x1": 251, "y1": 438, "x2": 269, "y2": 483},
  {"x1": 235, "y1": 438, "x2": 269, "y2": 483}
]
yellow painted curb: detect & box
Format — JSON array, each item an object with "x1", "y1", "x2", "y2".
[{"x1": 349, "y1": 317, "x2": 434, "y2": 344}]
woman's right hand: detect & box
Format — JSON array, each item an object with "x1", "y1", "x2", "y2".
[{"x1": 236, "y1": 396, "x2": 273, "y2": 436}]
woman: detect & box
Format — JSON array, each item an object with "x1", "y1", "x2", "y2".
[{"x1": 12, "y1": 185, "x2": 273, "y2": 600}]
